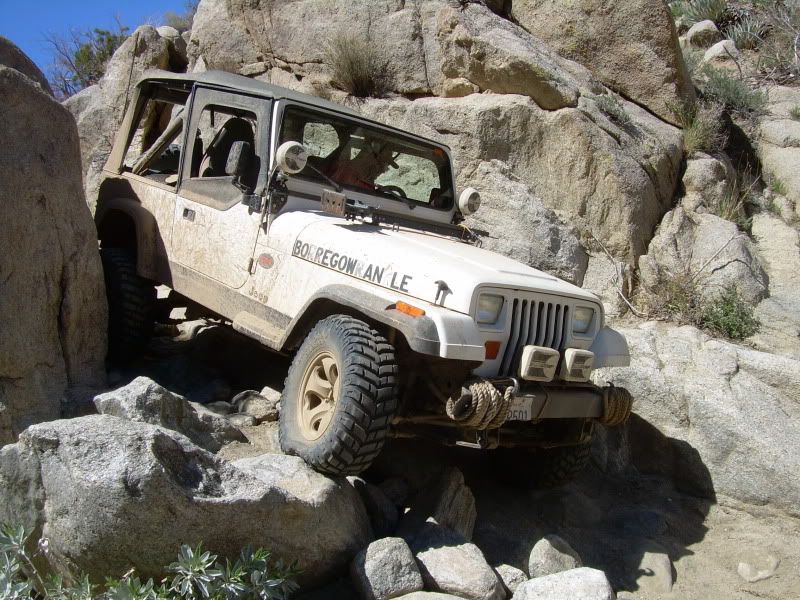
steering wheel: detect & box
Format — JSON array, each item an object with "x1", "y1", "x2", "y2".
[{"x1": 375, "y1": 184, "x2": 407, "y2": 199}]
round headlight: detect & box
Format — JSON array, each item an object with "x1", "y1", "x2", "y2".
[
  {"x1": 458, "y1": 188, "x2": 481, "y2": 216},
  {"x1": 477, "y1": 293, "x2": 504, "y2": 325},
  {"x1": 573, "y1": 307, "x2": 595, "y2": 334}
]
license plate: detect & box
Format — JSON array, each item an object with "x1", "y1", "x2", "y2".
[{"x1": 508, "y1": 396, "x2": 535, "y2": 421}]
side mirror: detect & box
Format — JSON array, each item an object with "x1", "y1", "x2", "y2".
[
  {"x1": 226, "y1": 141, "x2": 252, "y2": 177},
  {"x1": 458, "y1": 187, "x2": 481, "y2": 216},
  {"x1": 276, "y1": 141, "x2": 308, "y2": 175}
]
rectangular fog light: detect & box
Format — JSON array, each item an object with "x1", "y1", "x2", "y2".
[
  {"x1": 519, "y1": 346, "x2": 560, "y2": 382},
  {"x1": 561, "y1": 349, "x2": 595, "y2": 382}
]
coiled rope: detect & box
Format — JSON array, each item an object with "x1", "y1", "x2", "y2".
[{"x1": 446, "y1": 381, "x2": 514, "y2": 430}]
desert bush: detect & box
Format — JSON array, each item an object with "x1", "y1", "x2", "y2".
[
  {"x1": 790, "y1": 105, "x2": 800, "y2": 120},
  {"x1": 701, "y1": 285, "x2": 760, "y2": 339},
  {"x1": 753, "y1": 0, "x2": 800, "y2": 81},
  {"x1": 668, "y1": 99, "x2": 728, "y2": 155},
  {"x1": 700, "y1": 66, "x2": 768, "y2": 115},
  {"x1": 642, "y1": 274, "x2": 759, "y2": 340},
  {"x1": 0, "y1": 524, "x2": 299, "y2": 600},
  {"x1": 325, "y1": 32, "x2": 395, "y2": 98},
  {"x1": 163, "y1": 1, "x2": 200, "y2": 33},
  {"x1": 725, "y1": 14, "x2": 766, "y2": 49},
  {"x1": 671, "y1": 0, "x2": 730, "y2": 25},
  {"x1": 591, "y1": 94, "x2": 632, "y2": 127}
]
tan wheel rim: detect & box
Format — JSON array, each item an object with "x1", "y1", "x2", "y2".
[{"x1": 297, "y1": 350, "x2": 340, "y2": 441}]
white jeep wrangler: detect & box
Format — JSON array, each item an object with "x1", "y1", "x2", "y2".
[{"x1": 96, "y1": 70, "x2": 632, "y2": 483}]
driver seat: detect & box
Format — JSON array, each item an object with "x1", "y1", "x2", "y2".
[{"x1": 198, "y1": 117, "x2": 254, "y2": 177}]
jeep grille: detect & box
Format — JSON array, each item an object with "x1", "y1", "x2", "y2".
[{"x1": 499, "y1": 298, "x2": 570, "y2": 376}]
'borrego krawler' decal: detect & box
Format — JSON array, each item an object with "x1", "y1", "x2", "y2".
[{"x1": 293, "y1": 239, "x2": 412, "y2": 293}]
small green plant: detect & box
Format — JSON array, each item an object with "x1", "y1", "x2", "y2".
[
  {"x1": 325, "y1": 32, "x2": 395, "y2": 98},
  {"x1": 701, "y1": 285, "x2": 760, "y2": 339},
  {"x1": 724, "y1": 15, "x2": 765, "y2": 50},
  {"x1": 642, "y1": 274, "x2": 759, "y2": 340},
  {"x1": 770, "y1": 176, "x2": 788, "y2": 196},
  {"x1": 668, "y1": 99, "x2": 728, "y2": 156},
  {"x1": 591, "y1": 94, "x2": 632, "y2": 127},
  {"x1": 790, "y1": 105, "x2": 800, "y2": 121},
  {"x1": 671, "y1": 0, "x2": 729, "y2": 25},
  {"x1": 0, "y1": 524, "x2": 299, "y2": 600},
  {"x1": 700, "y1": 66, "x2": 767, "y2": 115}
]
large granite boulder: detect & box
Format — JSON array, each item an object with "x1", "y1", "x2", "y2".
[
  {"x1": 0, "y1": 415, "x2": 372, "y2": 586},
  {"x1": 509, "y1": 0, "x2": 695, "y2": 125},
  {"x1": 0, "y1": 42, "x2": 107, "y2": 445},
  {"x1": 639, "y1": 206, "x2": 768, "y2": 305},
  {"x1": 594, "y1": 322, "x2": 800, "y2": 517},
  {"x1": 0, "y1": 35, "x2": 52, "y2": 94}
]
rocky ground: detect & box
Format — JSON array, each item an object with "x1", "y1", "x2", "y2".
[{"x1": 58, "y1": 316, "x2": 798, "y2": 600}]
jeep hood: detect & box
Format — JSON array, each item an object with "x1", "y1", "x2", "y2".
[{"x1": 285, "y1": 212, "x2": 600, "y2": 315}]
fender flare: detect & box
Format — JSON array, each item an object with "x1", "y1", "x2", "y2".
[
  {"x1": 95, "y1": 197, "x2": 159, "y2": 278},
  {"x1": 282, "y1": 285, "x2": 441, "y2": 356}
]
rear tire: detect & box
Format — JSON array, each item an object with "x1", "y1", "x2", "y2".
[
  {"x1": 279, "y1": 315, "x2": 398, "y2": 475},
  {"x1": 493, "y1": 442, "x2": 592, "y2": 489},
  {"x1": 101, "y1": 248, "x2": 155, "y2": 362}
]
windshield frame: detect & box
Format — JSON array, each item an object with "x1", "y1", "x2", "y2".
[{"x1": 274, "y1": 102, "x2": 457, "y2": 213}]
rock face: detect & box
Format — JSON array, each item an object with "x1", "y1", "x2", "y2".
[
  {"x1": 749, "y1": 214, "x2": 800, "y2": 359},
  {"x1": 350, "y1": 537, "x2": 424, "y2": 600},
  {"x1": 639, "y1": 207, "x2": 768, "y2": 305},
  {"x1": 65, "y1": 25, "x2": 188, "y2": 211},
  {"x1": 94, "y1": 376, "x2": 246, "y2": 451},
  {"x1": 758, "y1": 86, "x2": 800, "y2": 206},
  {"x1": 189, "y1": 0, "x2": 594, "y2": 106},
  {"x1": 0, "y1": 415, "x2": 371, "y2": 585},
  {"x1": 463, "y1": 161, "x2": 588, "y2": 285},
  {"x1": 0, "y1": 44, "x2": 107, "y2": 445},
  {"x1": 188, "y1": 0, "x2": 682, "y2": 266},
  {"x1": 594, "y1": 322, "x2": 800, "y2": 517},
  {"x1": 512, "y1": 567, "x2": 615, "y2": 600},
  {"x1": 0, "y1": 36, "x2": 52, "y2": 94},
  {"x1": 509, "y1": 0, "x2": 695, "y2": 126}
]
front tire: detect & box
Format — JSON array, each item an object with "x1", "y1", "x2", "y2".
[
  {"x1": 101, "y1": 248, "x2": 155, "y2": 362},
  {"x1": 279, "y1": 315, "x2": 398, "y2": 475}
]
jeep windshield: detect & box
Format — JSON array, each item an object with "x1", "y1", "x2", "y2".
[{"x1": 278, "y1": 105, "x2": 455, "y2": 210}]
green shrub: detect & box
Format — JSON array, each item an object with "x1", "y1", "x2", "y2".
[
  {"x1": 752, "y1": 1, "x2": 800, "y2": 81},
  {"x1": 700, "y1": 66, "x2": 767, "y2": 115},
  {"x1": 642, "y1": 274, "x2": 759, "y2": 340},
  {"x1": 701, "y1": 285, "x2": 760, "y2": 339},
  {"x1": 671, "y1": 0, "x2": 730, "y2": 25},
  {"x1": 591, "y1": 94, "x2": 632, "y2": 127},
  {"x1": 770, "y1": 176, "x2": 788, "y2": 196},
  {"x1": 668, "y1": 99, "x2": 728, "y2": 156},
  {"x1": 0, "y1": 524, "x2": 299, "y2": 600},
  {"x1": 724, "y1": 15, "x2": 765, "y2": 50},
  {"x1": 790, "y1": 105, "x2": 800, "y2": 121},
  {"x1": 325, "y1": 32, "x2": 395, "y2": 98}
]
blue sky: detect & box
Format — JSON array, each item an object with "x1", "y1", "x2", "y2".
[{"x1": 1, "y1": 0, "x2": 188, "y2": 74}]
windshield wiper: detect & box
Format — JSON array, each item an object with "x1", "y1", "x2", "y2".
[{"x1": 305, "y1": 163, "x2": 343, "y2": 193}]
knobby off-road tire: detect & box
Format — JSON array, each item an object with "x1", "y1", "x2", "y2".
[
  {"x1": 279, "y1": 315, "x2": 399, "y2": 476},
  {"x1": 494, "y1": 442, "x2": 592, "y2": 489},
  {"x1": 101, "y1": 248, "x2": 155, "y2": 363}
]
